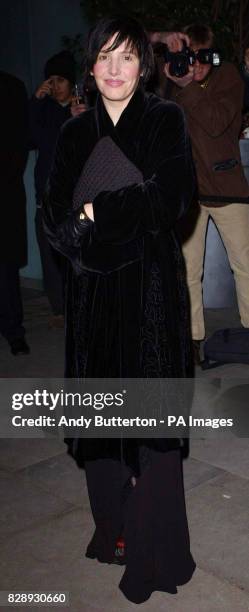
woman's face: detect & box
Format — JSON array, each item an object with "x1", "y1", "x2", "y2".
[
  {"x1": 48, "y1": 75, "x2": 72, "y2": 104},
  {"x1": 92, "y1": 35, "x2": 141, "y2": 106},
  {"x1": 190, "y1": 42, "x2": 212, "y2": 83}
]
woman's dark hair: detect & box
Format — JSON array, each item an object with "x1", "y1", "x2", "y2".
[{"x1": 84, "y1": 15, "x2": 154, "y2": 83}]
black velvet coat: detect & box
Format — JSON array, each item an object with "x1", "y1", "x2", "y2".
[{"x1": 43, "y1": 88, "x2": 195, "y2": 472}]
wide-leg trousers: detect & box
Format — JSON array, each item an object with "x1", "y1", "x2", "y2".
[{"x1": 84, "y1": 448, "x2": 196, "y2": 604}]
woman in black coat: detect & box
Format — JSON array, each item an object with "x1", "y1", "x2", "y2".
[{"x1": 43, "y1": 16, "x2": 196, "y2": 604}]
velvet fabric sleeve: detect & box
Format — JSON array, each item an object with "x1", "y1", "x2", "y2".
[
  {"x1": 43, "y1": 96, "x2": 195, "y2": 273},
  {"x1": 42, "y1": 117, "x2": 144, "y2": 274},
  {"x1": 92, "y1": 104, "x2": 195, "y2": 245},
  {"x1": 42, "y1": 119, "x2": 94, "y2": 270}
]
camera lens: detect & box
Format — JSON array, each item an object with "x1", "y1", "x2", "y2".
[{"x1": 169, "y1": 55, "x2": 189, "y2": 78}]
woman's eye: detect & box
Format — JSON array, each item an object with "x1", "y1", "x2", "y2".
[
  {"x1": 98, "y1": 54, "x2": 108, "y2": 61},
  {"x1": 123, "y1": 54, "x2": 132, "y2": 61}
]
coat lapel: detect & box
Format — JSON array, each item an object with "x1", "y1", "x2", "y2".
[{"x1": 94, "y1": 87, "x2": 148, "y2": 166}]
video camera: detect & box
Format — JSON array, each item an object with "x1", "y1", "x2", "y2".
[{"x1": 153, "y1": 42, "x2": 221, "y2": 78}]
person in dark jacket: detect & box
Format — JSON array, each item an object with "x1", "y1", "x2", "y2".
[
  {"x1": 0, "y1": 71, "x2": 29, "y2": 355},
  {"x1": 165, "y1": 24, "x2": 249, "y2": 363},
  {"x1": 43, "y1": 16, "x2": 196, "y2": 604},
  {"x1": 29, "y1": 51, "x2": 86, "y2": 326}
]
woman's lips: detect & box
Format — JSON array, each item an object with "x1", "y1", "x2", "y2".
[{"x1": 105, "y1": 80, "x2": 124, "y2": 87}]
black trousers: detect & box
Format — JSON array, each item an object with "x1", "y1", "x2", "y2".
[
  {"x1": 0, "y1": 263, "x2": 25, "y2": 342},
  {"x1": 35, "y1": 208, "x2": 63, "y2": 315},
  {"x1": 84, "y1": 449, "x2": 196, "y2": 604}
]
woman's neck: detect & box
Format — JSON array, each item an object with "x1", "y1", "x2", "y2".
[{"x1": 101, "y1": 94, "x2": 133, "y2": 126}]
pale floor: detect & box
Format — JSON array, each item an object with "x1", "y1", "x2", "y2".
[{"x1": 0, "y1": 289, "x2": 249, "y2": 611}]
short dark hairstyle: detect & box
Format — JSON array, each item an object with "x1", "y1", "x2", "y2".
[
  {"x1": 184, "y1": 24, "x2": 214, "y2": 47},
  {"x1": 84, "y1": 16, "x2": 154, "y2": 83}
]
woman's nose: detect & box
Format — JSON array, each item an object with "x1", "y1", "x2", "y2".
[{"x1": 108, "y1": 57, "x2": 121, "y2": 75}]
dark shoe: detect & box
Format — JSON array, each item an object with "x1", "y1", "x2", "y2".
[
  {"x1": 192, "y1": 340, "x2": 201, "y2": 365},
  {"x1": 10, "y1": 338, "x2": 30, "y2": 356},
  {"x1": 85, "y1": 532, "x2": 126, "y2": 565}
]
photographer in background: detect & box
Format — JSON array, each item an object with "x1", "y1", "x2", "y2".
[
  {"x1": 29, "y1": 51, "x2": 86, "y2": 327},
  {"x1": 164, "y1": 24, "x2": 249, "y2": 363}
]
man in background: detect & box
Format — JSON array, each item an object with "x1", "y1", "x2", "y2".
[
  {"x1": 0, "y1": 71, "x2": 29, "y2": 355},
  {"x1": 165, "y1": 24, "x2": 249, "y2": 362}
]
